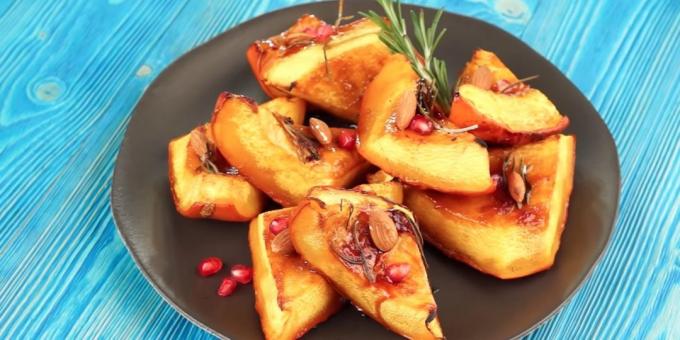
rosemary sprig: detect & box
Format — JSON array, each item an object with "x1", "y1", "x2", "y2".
[
  {"x1": 500, "y1": 74, "x2": 540, "y2": 94},
  {"x1": 361, "y1": 0, "x2": 452, "y2": 111},
  {"x1": 334, "y1": 0, "x2": 353, "y2": 27}
]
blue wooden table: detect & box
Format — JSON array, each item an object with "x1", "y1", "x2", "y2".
[{"x1": 1, "y1": 0, "x2": 678, "y2": 338}]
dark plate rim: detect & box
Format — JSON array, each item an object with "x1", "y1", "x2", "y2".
[{"x1": 111, "y1": 1, "x2": 621, "y2": 339}]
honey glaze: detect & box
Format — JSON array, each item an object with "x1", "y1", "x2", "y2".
[
  {"x1": 263, "y1": 212, "x2": 322, "y2": 311},
  {"x1": 322, "y1": 202, "x2": 423, "y2": 286},
  {"x1": 428, "y1": 144, "x2": 553, "y2": 229},
  {"x1": 252, "y1": 14, "x2": 337, "y2": 67}
]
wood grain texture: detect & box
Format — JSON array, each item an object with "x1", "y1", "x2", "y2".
[{"x1": 0, "y1": 0, "x2": 677, "y2": 339}]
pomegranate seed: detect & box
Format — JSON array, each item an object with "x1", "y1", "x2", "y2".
[
  {"x1": 197, "y1": 257, "x2": 223, "y2": 277},
  {"x1": 385, "y1": 263, "x2": 410, "y2": 284},
  {"x1": 230, "y1": 264, "x2": 253, "y2": 284},
  {"x1": 217, "y1": 277, "x2": 238, "y2": 297},
  {"x1": 305, "y1": 24, "x2": 335, "y2": 43},
  {"x1": 407, "y1": 115, "x2": 434, "y2": 135},
  {"x1": 269, "y1": 217, "x2": 289, "y2": 235},
  {"x1": 490, "y1": 79, "x2": 509, "y2": 92},
  {"x1": 336, "y1": 130, "x2": 357, "y2": 150}
]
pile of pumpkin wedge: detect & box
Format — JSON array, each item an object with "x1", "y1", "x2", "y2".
[{"x1": 168, "y1": 6, "x2": 575, "y2": 339}]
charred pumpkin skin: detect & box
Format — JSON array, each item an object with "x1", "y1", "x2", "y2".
[
  {"x1": 358, "y1": 54, "x2": 493, "y2": 194},
  {"x1": 250, "y1": 208, "x2": 343, "y2": 340},
  {"x1": 289, "y1": 188, "x2": 443, "y2": 339},
  {"x1": 405, "y1": 135, "x2": 576, "y2": 279},
  {"x1": 247, "y1": 15, "x2": 391, "y2": 122},
  {"x1": 451, "y1": 49, "x2": 569, "y2": 145},
  {"x1": 211, "y1": 92, "x2": 370, "y2": 207},
  {"x1": 168, "y1": 126, "x2": 265, "y2": 221}
]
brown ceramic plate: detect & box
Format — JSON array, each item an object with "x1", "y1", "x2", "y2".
[{"x1": 111, "y1": 1, "x2": 619, "y2": 339}]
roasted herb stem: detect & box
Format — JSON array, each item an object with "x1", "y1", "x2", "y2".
[
  {"x1": 361, "y1": 0, "x2": 452, "y2": 111},
  {"x1": 500, "y1": 74, "x2": 540, "y2": 94}
]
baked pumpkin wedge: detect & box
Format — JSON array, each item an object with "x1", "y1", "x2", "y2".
[
  {"x1": 258, "y1": 96, "x2": 307, "y2": 125},
  {"x1": 250, "y1": 207, "x2": 342, "y2": 340},
  {"x1": 211, "y1": 92, "x2": 370, "y2": 207},
  {"x1": 250, "y1": 182, "x2": 405, "y2": 339},
  {"x1": 289, "y1": 187, "x2": 443, "y2": 339},
  {"x1": 247, "y1": 14, "x2": 391, "y2": 121},
  {"x1": 405, "y1": 134, "x2": 576, "y2": 279},
  {"x1": 168, "y1": 124, "x2": 265, "y2": 221},
  {"x1": 353, "y1": 170, "x2": 404, "y2": 204},
  {"x1": 450, "y1": 49, "x2": 569, "y2": 145},
  {"x1": 358, "y1": 54, "x2": 493, "y2": 194}
]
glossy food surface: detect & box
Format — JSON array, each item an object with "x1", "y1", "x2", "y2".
[
  {"x1": 250, "y1": 208, "x2": 342, "y2": 340},
  {"x1": 168, "y1": 125, "x2": 264, "y2": 221},
  {"x1": 110, "y1": 2, "x2": 621, "y2": 339},
  {"x1": 211, "y1": 93, "x2": 369, "y2": 206},
  {"x1": 358, "y1": 54, "x2": 493, "y2": 194},
  {"x1": 406, "y1": 135, "x2": 576, "y2": 279},
  {"x1": 290, "y1": 188, "x2": 443, "y2": 339},
  {"x1": 450, "y1": 49, "x2": 569, "y2": 145},
  {"x1": 247, "y1": 15, "x2": 391, "y2": 121}
]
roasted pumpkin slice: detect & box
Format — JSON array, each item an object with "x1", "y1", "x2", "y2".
[
  {"x1": 168, "y1": 124, "x2": 265, "y2": 221},
  {"x1": 405, "y1": 134, "x2": 576, "y2": 279},
  {"x1": 290, "y1": 187, "x2": 443, "y2": 339},
  {"x1": 211, "y1": 92, "x2": 369, "y2": 206},
  {"x1": 250, "y1": 208, "x2": 343, "y2": 340},
  {"x1": 450, "y1": 49, "x2": 569, "y2": 145},
  {"x1": 353, "y1": 170, "x2": 403, "y2": 204},
  {"x1": 258, "y1": 96, "x2": 307, "y2": 125},
  {"x1": 247, "y1": 14, "x2": 391, "y2": 121},
  {"x1": 358, "y1": 54, "x2": 493, "y2": 194}
]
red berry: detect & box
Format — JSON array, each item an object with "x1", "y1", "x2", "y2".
[
  {"x1": 385, "y1": 263, "x2": 410, "y2": 284},
  {"x1": 491, "y1": 174, "x2": 503, "y2": 189},
  {"x1": 197, "y1": 257, "x2": 223, "y2": 277},
  {"x1": 491, "y1": 79, "x2": 510, "y2": 92},
  {"x1": 305, "y1": 24, "x2": 335, "y2": 43},
  {"x1": 269, "y1": 217, "x2": 289, "y2": 235},
  {"x1": 217, "y1": 277, "x2": 238, "y2": 297},
  {"x1": 336, "y1": 130, "x2": 357, "y2": 150},
  {"x1": 407, "y1": 114, "x2": 434, "y2": 135},
  {"x1": 230, "y1": 264, "x2": 253, "y2": 284}
]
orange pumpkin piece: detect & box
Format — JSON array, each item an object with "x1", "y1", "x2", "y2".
[
  {"x1": 358, "y1": 54, "x2": 493, "y2": 194},
  {"x1": 250, "y1": 208, "x2": 343, "y2": 340},
  {"x1": 259, "y1": 97, "x2": 307, "y2": 125},
  {"x1": 450, "y1": 49, "x2": 569, "y2": 145},
  {"x1": 211, "y1": 92, "x2": 369, "y2": 206},
  {"x1": 353, "y1": 170, "x2": 404, "y2": 204},
  {"x1": 405, "y1": 134, "x2": 576, "y2": 279},
  {"x1": 168, "y1": 124, "x2": 265, "y2": 221},
  {"x1": 289, "y1": 187, "x2": 443, "y2": 339},
  {"x1": 247, "y1": 14, "x2": 391, "y2": 121}
]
